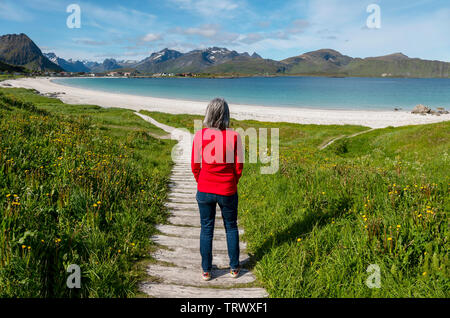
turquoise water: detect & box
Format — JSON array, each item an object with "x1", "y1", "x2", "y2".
[{"x1": 54, "y1": 77, "x2": 450, "y2": 111}]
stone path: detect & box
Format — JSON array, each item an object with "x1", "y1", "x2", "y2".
[{"x1": 135, "y1": 112, "x2": 268, "y2": 298}]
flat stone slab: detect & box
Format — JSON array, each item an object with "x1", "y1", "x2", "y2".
[
  {"x1": 168, "y1": 209, "x2": 225, "y2": 220},
  {"x1": 165, "y1": 202, "x2": 199, "y2": 209},
  {"x1": 170, "y1": 179, "x2": 196, "y2": 183},
  {"x1": 157, "y1": 224, "x2": 244, "y2": 239},
  {"x1": 168, "y1": 215, "x2": 200, "y2": 227},
  {"x1": 147, "y1": 264, "x2": 256, "y2": 287},
  {"x1": 170, "y1": 210, "x2": 223, "y2": 220},
  {"x1": 140, "y1": 283, "x2": 268, "y2": 298},
  {"x1": 169, "y1": 179, "x2": 195, "y2": 184},
  {"x1": 169, "y1": 185, "x2": 197, "y2": 191},
  {"x1": 169, "y1": 190, "x2": 197, "y2": 196},
  {"x1": 170, "y1": 173, "x2": 193, "y2": 177},
  {"x1": 170, "y1": 177, "x2": 194, "y2": 181},
  {"x1": 168, "y1": 192, "x2": 197, "y2": 197},
  {"x1": 153, "y1": 235, "x2": 247, "y2": 251},
  {"x1": 169, "y1": 186, "x2": 198, "y2": 192},
  {"x1": 167, "y1": 198, "x2": 197, "y2": 204},
  {"x1": 153, "y1": 247, "x2": 250, "y2": 269},
  {"x1": 169, "y1": 215, "x2": 231, "y2": 228}
]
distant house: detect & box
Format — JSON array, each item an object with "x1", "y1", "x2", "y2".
[
  {"x1": 176, "y1": 73, "x2": 196, "y2": 77},
  {"x1": 123, "y1": 72, "x2": 132, "y2": 77},
  {"x1": 107, "y1": 71, "x2": 119, "y2": 77},
  {"x1": 152, "y1": 72, "x2": 174, "y2": 78}
]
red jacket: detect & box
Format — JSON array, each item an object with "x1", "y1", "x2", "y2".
[{"x1": 191, "y1": 128, "x2": 244, "y2": 196}]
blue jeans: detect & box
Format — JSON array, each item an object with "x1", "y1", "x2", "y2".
[{"x1": 196, "y1": 191, "x2": 240, "y2": 272}]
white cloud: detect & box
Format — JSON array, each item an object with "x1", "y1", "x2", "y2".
[
  {"x1": 141, "y1": 33, "x2": 162, "y2": 42},
  {"x1": 171, "y1": 24, "x2": 240, "y2": 45},
  {"x1": 183, "y1": 27, "x2": 218, "y2": 38}
]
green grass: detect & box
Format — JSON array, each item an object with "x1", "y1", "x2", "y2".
[
  {"x1": 1, "y1": 88, "x2": 448, "y2": 298},
  {"x1": 138, "y1": 111, "x2": 449, "y2": 297},
  {"x1": 0, "y1": 74, "x2": 25, "y2": 82},
  {"x1": 0, "y1": 88, "x2": 175, "y2": 297}
]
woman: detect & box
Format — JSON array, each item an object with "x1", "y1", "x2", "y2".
[{"x1": 191, "y1": 98, "x2": 244, "y2": 281}]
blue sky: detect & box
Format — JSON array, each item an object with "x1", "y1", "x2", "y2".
[{"x1": 0, "y1": 0, "x2": 449, "y2": 62}]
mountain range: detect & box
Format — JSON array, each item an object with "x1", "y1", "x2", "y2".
[
  {"x1": 1, "y1": 33, "x2": 449, "y2": 78},
  {"x1": 0, "y1": 33, "x2": 62, "y2": 72}
]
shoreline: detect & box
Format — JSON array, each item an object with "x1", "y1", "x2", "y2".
[{"x1": 1, "y1": 77, "x2": 450, "y2": 128}]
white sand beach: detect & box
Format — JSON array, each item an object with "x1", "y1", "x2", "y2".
[{"x1": 1, "y1": 77, "x2": 449, "y2": 128}]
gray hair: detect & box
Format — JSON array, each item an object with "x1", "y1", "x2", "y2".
[{"x1": 203, "y1": 98, "x2": 230, "y2": 130}]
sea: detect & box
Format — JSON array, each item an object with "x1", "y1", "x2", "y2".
[{"x1": 53, "y1": 76, "x2": 450, "y2": 111}]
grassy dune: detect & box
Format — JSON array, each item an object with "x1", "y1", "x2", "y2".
[
  {"x1": 140, "y1": 110, "x2": 449, "y2": 297},
  {"x1": 0, "y1": 88, "x2": 175, "y2": 297}
]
